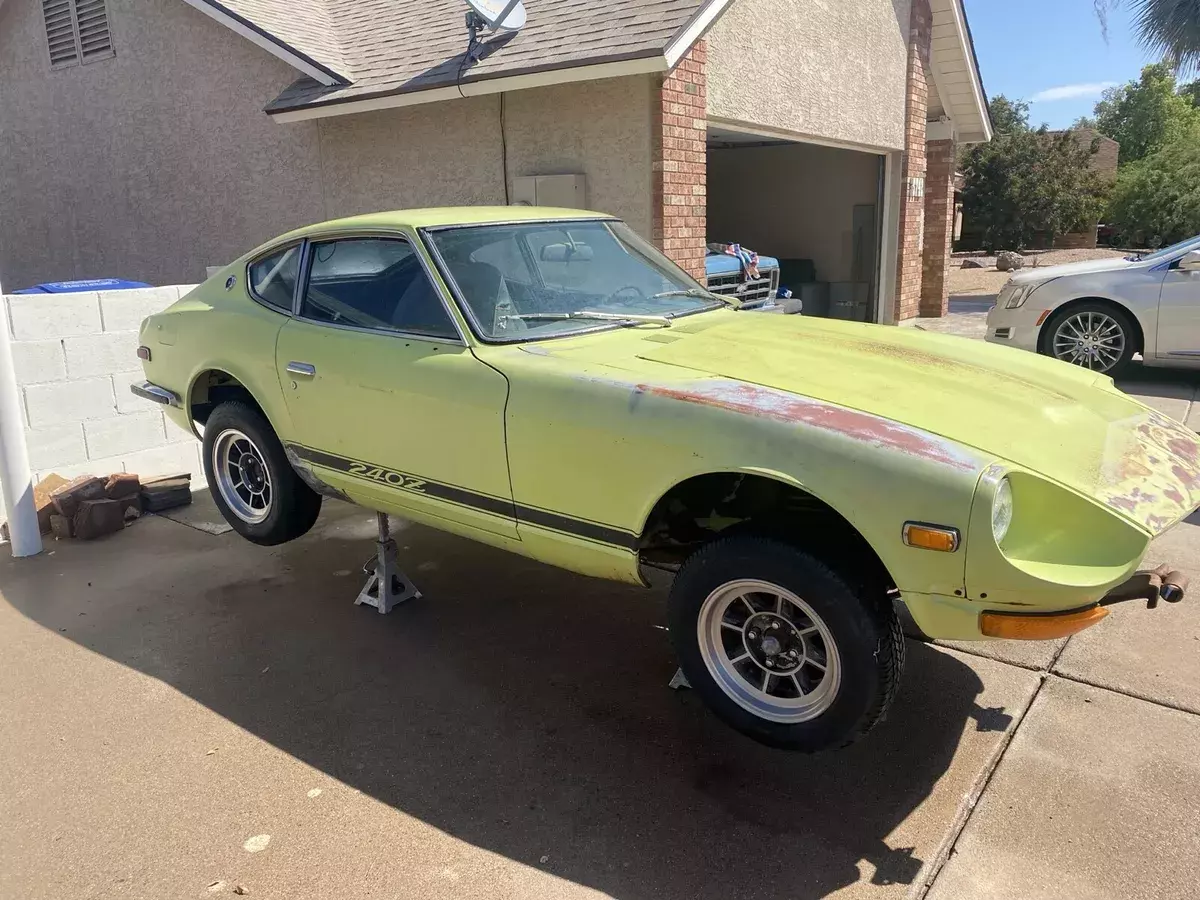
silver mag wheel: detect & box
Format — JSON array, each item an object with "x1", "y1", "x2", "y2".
[
  {"x1": 697, "y1": 579, "x2": 842, "y2": 723},
  {"x1": 212, "y1": 428, "x2": 273, "y2": 524},
  {"x1": 1052, "y1": 309, "x2": 1126, "y2": 372}
]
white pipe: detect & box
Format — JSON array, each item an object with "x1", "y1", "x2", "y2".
[{"x1": 0, "y1": 279, "x2": 43, "y2": 557}]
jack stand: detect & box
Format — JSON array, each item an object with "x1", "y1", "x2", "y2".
[
  {"x1": 355, "y1": 512, "x2": 421, "y2": 614},
  {"x1": 668, "y1": 668, "x2": 691, "y2": 691}
]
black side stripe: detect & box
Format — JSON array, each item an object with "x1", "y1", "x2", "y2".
[
  {"x1": 515, "y1": 506, "x2": 640, "y2": 551},
  {"x1": 287, "y1": 445, "x2": 638, "y2": 551},
  {"x1": 287, "y1": 444, "x2": 515, "y2": 517}
]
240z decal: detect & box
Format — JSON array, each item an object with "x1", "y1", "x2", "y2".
[{"x1": 346, "y1": 463, "x2": 427, "y2": 493}]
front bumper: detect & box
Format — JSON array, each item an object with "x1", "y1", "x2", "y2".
[
  {"x1": 984, "y1": 303, "x2": 1047, "y2": 352},
  {"x1": 906, "y1": 565, "x2": 1189, "y2": 641},
  {"x1": 980, "y1": 564, "x2": 1189, "y2": 640}
]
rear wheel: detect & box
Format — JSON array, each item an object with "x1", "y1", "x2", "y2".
[
  {"x1": 1040, "y1": 301, "x2": 1136, "y2": 376},
  {"x1": 668, "y1": 535, "x2": 904, "y2": 752},
  {"x1": 203, "y1": 401, "x2": 321, "y2": 545}
]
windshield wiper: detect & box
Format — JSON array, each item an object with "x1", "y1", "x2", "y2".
[
  {"x1": 500, "y1": 311, "x2": 673, "y2": 328},
  {"x1": 653, "y1": 288, "x2": 734, "y2": 307}
]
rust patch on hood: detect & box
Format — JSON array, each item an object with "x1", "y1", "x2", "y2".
[
  {"x1": 1097, "y1": 410, "x2": 1200, "y2": 534},
  {"x1": 639, "y1": 380, "x2": 979, "y2": 471}
]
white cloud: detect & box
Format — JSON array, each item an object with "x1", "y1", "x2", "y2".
[{"x1": 1030, "y1": 82, "x2": 1118, "y2": 103}]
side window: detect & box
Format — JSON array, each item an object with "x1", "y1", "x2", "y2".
[
  {"x1": 248, "y1": 245, "x2": 301, "y2": 312},
  {"x1": 300, "y1": 238, "x2": 458, "y2": 339}
]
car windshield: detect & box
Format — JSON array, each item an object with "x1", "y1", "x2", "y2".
[
  {"x1": 424, "y1": 219, "x2": 723, "y2": 341},
  {"x1": 1135, "y1": 233, "x2": 1200, "y2": 263}
]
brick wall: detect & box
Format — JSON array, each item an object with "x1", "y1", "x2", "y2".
[
  {"x1": 921, "y1": 137, "x2": 956, "y2": 316},
  {"x1": 0, "y1": 287, "x2": 200, "y2": 521},
  {"x1": 1054, "y1": 231, "x2": 1099, "y2": 250},
  {"x1": 894, "y1": 0, "x2": 932, "y2": 321},
  {"x1": 652, "y1": 41, "x2": 707, "y2": 281}
]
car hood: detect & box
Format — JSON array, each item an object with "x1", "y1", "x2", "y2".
[
  {"x1": 1010, "y1": 256, "x2": 1134, "y2": 283},
  {"x1": 591, "y1": 313, "x2": 1200, "y2": 533}
]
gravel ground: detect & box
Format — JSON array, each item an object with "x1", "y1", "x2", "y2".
[{"x1": 948, "y1": 248, "x2": 1127, "y2": 296}]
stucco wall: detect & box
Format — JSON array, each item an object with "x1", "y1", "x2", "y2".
[
  {"x1": 0, "y1": 0, "x2": 658, "y2": 291},
  {"x1": 317, "y1": 77, "x2": 656, "y2": 238},
  {"x1": 503, "y1": 77, "x2": 656, "y2": 238},
  {"x1": 0, "y1": 286, "x2": 202, "y2": 527},
  {"x1": 0, "y1": 0, "x2": 326, "y2": 289},
  {"x1": 706, "y1": 0, "x2": 911, "y2": 151},
  {"x1": 707, "y1": 143, "x2": 881, "y2": 282}
]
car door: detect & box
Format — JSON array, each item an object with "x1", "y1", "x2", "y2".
[
  {"x1": 1155, "y1": 252, "x2": 1200, "y2": 358},
  {"x1": 275, "y1": 234, "x2": 517, "y2": 538}
]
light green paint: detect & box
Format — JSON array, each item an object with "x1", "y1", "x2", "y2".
[{"x1": 141, "y1": 209, "x2": 1200, "y2": 642}]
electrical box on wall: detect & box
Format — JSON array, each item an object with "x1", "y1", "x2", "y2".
[{"x1": 511, "y1": 174, "x2": 587, "y2": 209}]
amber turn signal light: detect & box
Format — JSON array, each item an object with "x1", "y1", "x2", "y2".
[
  {"x1": 902, "y1": 522, "x2": 960, "y2": 552},
  {"x1": 980, "y1": 605, "x2": 1109, "y2": 640}
]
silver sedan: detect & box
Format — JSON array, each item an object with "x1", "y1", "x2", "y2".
[{"x1": 985, "y1": 234, "x2": 1200, "y2": 376}]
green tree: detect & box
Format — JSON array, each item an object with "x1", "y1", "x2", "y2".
[
  {"x1": 989, "y1": 96, "x2": 1032, "y2": 133},
  {"x1": 1092, "y1": 63, "x2": 1200, "y2": 162},
  {"x1": 1095, "y1": 1, "x2": 1200, "y2": 73},
  {"x1": 1109, "y1": 121, "x2": 1200, "y2": 244},
  {"x1": 1180, "y1": 78, "x2": 1200, "y2": 104},
  {"x1": 960, "y1": 97, "x2": 1110, "y2": 251}
]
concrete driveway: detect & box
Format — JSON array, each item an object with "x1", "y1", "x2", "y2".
[{"x1": 3, "y1": 366, "x2": 1200, "y2": 898}]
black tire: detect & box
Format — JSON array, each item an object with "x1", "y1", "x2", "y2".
[
  {"x1": 1039, "y1": 301, "x2": 1137, "y2": 377},
  {"x1": 202, "y1": 400, "x2": 322, "y2": 546},
  {"x1": 668, "y1": 535, "x2": 904, "y2": 752}
]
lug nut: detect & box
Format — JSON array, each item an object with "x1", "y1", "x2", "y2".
[
  {"x1": 769, "y1": 622, "x2": 780, "y2": 630},
  {"x1": 747, "y1": 629, "x2": 758, "y2": 640}
]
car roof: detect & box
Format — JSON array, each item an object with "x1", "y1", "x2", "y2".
[{"x1": 276, "y1": 207, "x2": 615, "y2": 242}]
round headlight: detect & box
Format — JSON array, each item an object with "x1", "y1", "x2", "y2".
[{"x1": 992, "y1": 477, "x2": 1013, "y2": 544}]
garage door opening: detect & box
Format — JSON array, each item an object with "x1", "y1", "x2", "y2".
[{"x1": 706, "y1": 128, "x2": 885, "y2": 322}]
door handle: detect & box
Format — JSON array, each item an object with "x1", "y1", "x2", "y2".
[{"x1": 286, "y1": 361, "x2": 316, "y2": 377}]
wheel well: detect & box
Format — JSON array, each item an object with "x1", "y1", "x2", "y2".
[
  {"x1": 638, "y1": 473, "x2": 895, "y2": 595},
  {"x1": 1039, "y1": 297, "x2": 1144, "y2": 354},
  {"x1": 188, "y1": 370, "x2": 265, "y2": 427}
]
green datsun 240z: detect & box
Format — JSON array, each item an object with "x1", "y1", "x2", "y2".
[{"x1": 134, "y1": 207, "x2": 1199, "y2": 751}]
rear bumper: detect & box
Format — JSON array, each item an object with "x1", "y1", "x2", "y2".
[
  {"x1": 906, "y1": 564, "x2": 1189, "y2": 641},
  {"x1": 131, "y1": 380, "x2": 181, "y2": 408}
]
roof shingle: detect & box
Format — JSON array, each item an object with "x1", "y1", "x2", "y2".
[{"x1": 210, "y1": 0, "x2": 709, "y2": 113}]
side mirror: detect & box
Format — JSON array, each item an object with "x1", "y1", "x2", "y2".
[
  {"x1": 540, "y1": 242, "x2": 593, "y2": 263},
  {"x1": 1178, "y1": 250, "x2": 1200, "y2": 272}
]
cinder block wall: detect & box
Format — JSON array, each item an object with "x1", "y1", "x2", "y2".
[{"x1": 1, "y1": 286, "x2": 199, "y2": 526}]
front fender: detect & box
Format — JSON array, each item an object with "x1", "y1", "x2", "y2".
[{"x1": 494, "y1": 349, "x2": 990, "y2": 599}]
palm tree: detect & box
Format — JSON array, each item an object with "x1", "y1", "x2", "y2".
[{"x1": 1096, "y1": 0, "x2": 1200, "y2": 73}]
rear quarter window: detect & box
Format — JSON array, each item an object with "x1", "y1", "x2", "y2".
[{"x1": 248, "y1": 245, "x2": 302, "y2": 312}]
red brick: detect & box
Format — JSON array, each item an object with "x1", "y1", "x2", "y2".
[{"x1": 651, "y1": 42, "x2": 707, "y2": 280}]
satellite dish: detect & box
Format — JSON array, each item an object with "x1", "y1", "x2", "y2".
[{"x1": 464, "y1": 0, "x2": 527, "y2": 31}]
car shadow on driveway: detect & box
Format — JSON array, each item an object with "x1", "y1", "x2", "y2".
[{"x1": 3, "y1": 511, "x2": 1001, "y2": 899}]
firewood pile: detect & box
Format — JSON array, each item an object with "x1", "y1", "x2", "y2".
[{"x1": 5, "y1": 471, "x2": 194, "y2": 541}]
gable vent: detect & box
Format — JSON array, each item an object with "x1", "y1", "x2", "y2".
[{"x1": 42, "y1": 0, "x2": 113, "y2": 69}]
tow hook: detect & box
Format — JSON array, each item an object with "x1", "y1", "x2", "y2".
[{"x1": 1101, "y1": 564, "x2": 1189, "y2": 610}]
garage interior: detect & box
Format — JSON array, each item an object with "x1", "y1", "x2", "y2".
[{"x1": 707, "y1": 127, "x2": 885, "y2": 322}]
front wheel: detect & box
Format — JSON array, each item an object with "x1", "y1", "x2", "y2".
[
  {"x1": 668, "y1": 536, "x2": 904, "y2": 752},
  {"x1": 203, "y1": 400, "x2": 322, "y2": 545},
  {"x1": 1040, "y1": 302, "x2": 1136, "y2": 376}
]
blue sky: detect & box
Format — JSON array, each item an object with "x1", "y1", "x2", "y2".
[{"x1": 963, "y1": 0, "x2": 1158, "y2": 128}]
